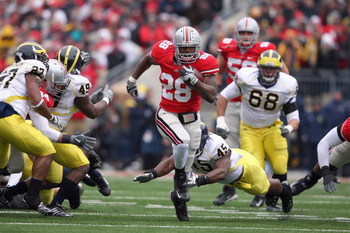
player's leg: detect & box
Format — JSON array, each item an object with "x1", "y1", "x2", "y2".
[
  {"x1": 155, "y1": 108, "x2": 192, "y2": 202},
  {"x1": 264, "y1": 121, "x2": 288, "y2": 211},
  {"x1": 240, "y1": 122, "x2": 266, "y2": 207}
]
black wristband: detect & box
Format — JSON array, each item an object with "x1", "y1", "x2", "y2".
[
  {"x1": 320, "y1": 166, "x2": 331, "y2": 176},
  {"x1": 61, "y1": 134, "x2": 72, "y2": 143},
  {"x1": 196, "y1": 175, "x2": 210, "y2": 186},
  {"x1": 148, "y1": 169, "x2": 158, "y2": 178}
]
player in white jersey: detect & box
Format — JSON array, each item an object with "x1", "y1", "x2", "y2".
[
  {"x1": 216, "y1": 50, "x2": 299, "y2": 212},
  {"x1": 0, "y1": 59, "x2": 97, "y2": 216},
  {"x1": 291, "y1": 117, "x2": 350, "y2": 195},
  {"x1": 133, "y1": 123, "x2": 293, "y2": 221},
  {"x1": 0, "y1": 41, "x2": 64, "y2": 212}
]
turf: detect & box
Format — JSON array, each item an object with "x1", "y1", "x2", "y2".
[{"x1": 0, "y1": 174, "x2": 349, "y2": 233}]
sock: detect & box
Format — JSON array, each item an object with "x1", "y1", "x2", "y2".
[
  {"x1": 272, "y1": 173, "x2": 287, "y2": 183},
  {"x1": 5, "y1": 181, "x2": 28, "y2": 199},
  {"x1": 26, "y1": 178, "x2": 43, "y2": 197},
  {"x1": 50, "y1": 178, "x2": 77, "y2": 207}
]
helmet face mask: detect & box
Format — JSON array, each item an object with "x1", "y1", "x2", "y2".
[
  {"x1": 44, "y1": 59, "x2": 68, "y2": 101},
  {"x1": 57, "y1": 45, "x2": 83, "y2": 73},
  {"x1": 236, "y1": 17, "x2": 259, "y2": 49},
  {"x1": 173, "y1": 26, "x2": 201, "y2": 64},
  {"x1": 15, "y1": 41, "x2": 49, "y2": 64},
  {"x1": 257, "y1": 50, "x2": 282, "y2": 87}
]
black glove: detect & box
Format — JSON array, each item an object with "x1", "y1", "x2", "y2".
[
  {"x1": 87, "y1": 150, "x2": 102, "y2": 169},
  {"x1": 133, "y1": 170, "x2": 157, "y2": 183},
  {"x1": 49, "y1": 115, "x2": 63, "y2": 130},
  {"x1": 215, "y1": 128, "x2": 228, "y2": 139},
  {"x1": 70, "y1": 130, "x2": 96, "y2": 152},
  {"x1": 126, "y1": 80, "x2": 138, "y2": 97},
  {"x1": 81, "y1": 51, "x2": 91, "y2": 66},
  {"x1": 320, "y1": 166, "x2": 340, "y2": 193}
]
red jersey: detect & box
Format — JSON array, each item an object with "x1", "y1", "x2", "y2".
[
  {"x1": 340, "y1": 117, "x2": 350, "y2": 141},
  {"x1": 217, "y1": 39, "x2": 276, "y2": 102},
  {"x1": 40, "y1": 87, "x2": 54, "y2": 108},
  {"x1": 151, "y1": 40, "x2": 219, "y2": 113}
]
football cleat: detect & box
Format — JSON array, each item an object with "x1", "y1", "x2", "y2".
[
  {"x1": 213, "y1": 186, "x2": 238, "y2": 206},
  {"x1": 266, "y1": 204, "x2": 282, "y2": 212},
  {"x1": 174, "y1": 170, "x2": 190, "y2": 202},
  {"x1": 0, "y1": 186, "x2": 10, "y2": 208},
  {"x1": 92, "y1": 176, "x2": 111, "y2": 196},
  {"x1": 290, "y1": 174, "x2": 318, "y2": 196},
  {"x1": 170, "y1": 190, "x2": 189, "y2": 221},
  {"x1": 68, "y1": 183, "x2": 83, "y2": 209},
  {"x1": 250, "y1": 195, "x2": 265, "y2": 207},
  {"x1": 82, "y1": 175, "x2": 97, "y2": 187},
  {"x1": 37, "y1": 202, "x2": 54, "y2": 216},
  {"x1": 280, "y1": 181, "x2": 293, "y2": 213},
  {"x1": 49, "y1": 204, "x2": 73, "y2": 217}
]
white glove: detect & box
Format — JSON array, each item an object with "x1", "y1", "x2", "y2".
[
  {"x1": 280, "y1": 125, "x2": 293, "y2": 137},
  {"x1": 216, "y1": 116, "x2": 229, "y2": 139},
  {"x1": 101, "y1": 85, "x2": 113, "y2": 104},
  {"x1": 89, "y1": 87, "x2": 103, "y2": 104},
  {"x1": 81, "y1": 51, "x2": 91, "y2": 66},
  {"x1": 180, "y1": 66, "x2": 198, "y2": 85},
  {"x1": 49, "y1": 115, "x2": 63, "y2": 130},
  {"x1": 133, "y1": 171, "x2": 155, "y2": 183},
  {"x1": 186, "y1": 172, "x2": 198, "y2": 188},
  {"x1": 126, "y1": 77, "x2": 138, "y2": 97}
]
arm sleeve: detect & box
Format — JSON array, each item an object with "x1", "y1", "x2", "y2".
[
  {"x1": 29, "y1": 110, "x2": 61, "y2": 142},
  {"x1": 317, "y1": 127, "x2": 343, "y2": 168}
]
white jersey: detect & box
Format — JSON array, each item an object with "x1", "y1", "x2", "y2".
[
  {"x1": 220, "y1": 67, "x2": 298, "y2": 128},
  {"x1": 49, "y1": 73, "x2": 91, "y2": 130},
  {"x1": 192, "y1": 133, "x2": 243, "y2": 184},
  {"x1": 0, "y1": 60, "x2": 48, "y2": 119}
]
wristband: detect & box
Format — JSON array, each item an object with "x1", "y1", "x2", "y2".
[
  {"x1": 31, "y1": 99, "x2": 44, "y2": 109},
  {"x1": 320, "y1": 166, "x2": 331, "y2": 176},
  {"x1": 196, "y1": 175, "x2": 210, "y2": 186},
  {"x1": 128, "y1": 76, "x2": 137, "y2": 83},
  {"x1": 149, "y1": 169, "x2": 158, "y2": 178},
  {"x1": 61, "y1": 134, "x2": 72, "y2": 143},
  {"x1": 102, "y1": 97, "x2": 110, "y2": 105}
]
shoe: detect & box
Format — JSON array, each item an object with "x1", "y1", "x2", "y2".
[
  {"x1": 170, "y1": 190, "x2": 189, "y2": 221},
  {"x1": 174, "y1": 170, "x2": 190, "y2": 202},
  {"x1": 213, "y1": 186, "x2": 238, "y2": 206},
  {"x1": 82, "y1": 175, "x2": 97, "y2": 187},
  {"x1": 49, "y1": 204, "x2": 73, "y2": 217},
  {"x1": 0, "y1": 186, "x2": 10, "y2": 208},
  {"x1": 290, "y1": 174, "x2": 318, "y2": 196},
  {"x1": 250, "y1": 195, "x2": 265, "y2": 207},
  {"x1": 68, "y1": 183, "x2": 84, "y2": 209},
  {"x1": 92, "y1": 176, "x2": 111, "y2": 196},
  {"x1": 280, "y1": 181, "x2": 293, "y2": 213},
  {"x1": 266, "y1": 204, "x2": 282, "y2": 212},
  {"x1": 37, "y1": 202, "x2": 54, "y2": 216}
]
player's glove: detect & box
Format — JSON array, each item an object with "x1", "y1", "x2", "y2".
[
  {"x1": 49, "y1": 115, "x2": 63, "y2": 130},
  {"x1": 70, "y1": 130, "x2": 97, "y2": 152},
  {"x1": 89, "y1": 87, "x2": 103, "y2": 104},
  {"x1": 81, "y1": 51, "x2": 91, "y2": 66},
  {"x1": 185, "y1": 172, "x2": 198, "y2": 188},
  {"x1": 321, "y1": 166, "x2": 340, "y2": 193},
  {"x1": 126, "y1": 77, "x2": 138, "y2": 97},
  {"x1": 87, "y1": 150, "x2": 103, "y2": 170},
  {"x1": 180, "y1": 66, "x2": 198, "y2": 85},
  {"x1": 216, "y1": 116, "x2": 229, "y2": 139},
  {"x1": 280, "y1": 125, "x2": 293, "y2": 137},
  {"x1": 133, "y1": 170, "x2": 158, "y2": 183},
  {"x1": 102, "y1": 84, "x2": 113, "y2": 103}
]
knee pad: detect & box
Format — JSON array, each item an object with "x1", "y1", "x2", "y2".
[{"x1": 173, "y1": 143, "x2": 189, "y2": 169}]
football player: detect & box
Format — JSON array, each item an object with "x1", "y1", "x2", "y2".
[
  {"x1": 214, "y1": 17, "x2": 290, "y2": 207},
  {"x1": 126, "y1": 26, "x2": 218, "y2": 218},
  {"x1": 0, "y1": 59, "x2": 96, "y2": 216},
  {"x1": 290, "y1": 117, "x2": 350, "y2": 195},
  {"x1": 216, "y1": 50, "x2": 299, "y2": 212},
  {"x1": 133, "y1": 123, "x2": 293, "y2": 221},
  {"x1": 0, "y1": 41, "x2": 63, "y2": 212}
]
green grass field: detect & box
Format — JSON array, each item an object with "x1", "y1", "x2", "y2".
[{"x1": 0, "y1": 173, "x2": 349, "y2": 233}]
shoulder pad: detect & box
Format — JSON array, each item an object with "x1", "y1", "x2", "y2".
[{"x1": 17, "y1": 59, "x2": 47, "y2": 79}]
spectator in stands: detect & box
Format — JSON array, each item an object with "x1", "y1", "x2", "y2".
[{"x1": 323, "y1": 90, "x2": 350, "y2": 131}]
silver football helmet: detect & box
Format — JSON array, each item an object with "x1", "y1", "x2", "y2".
[
  {"x1": 44, "y1": 59, "x2": 68, "y2": 101},
  {"x1": 173, "y1": 26, "x2": 201, "y2": 64},
  {"x1": 236, "y1": 17, "x2": 259, "y2": 49}
]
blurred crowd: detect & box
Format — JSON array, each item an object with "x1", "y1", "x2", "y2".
[{"x1": 1, "y1": 0, "x2": 350, "y2": 171}]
